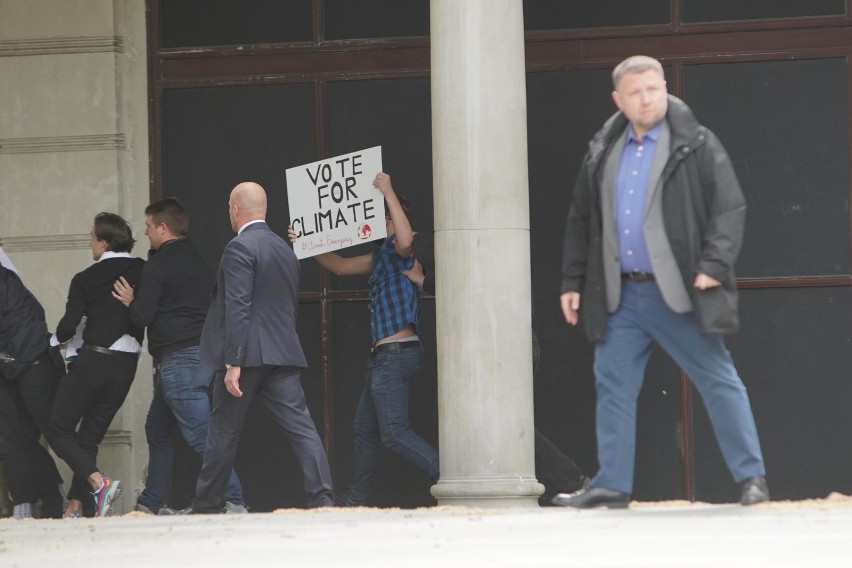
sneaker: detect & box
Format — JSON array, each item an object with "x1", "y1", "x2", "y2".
[
  {"x1": 13, "y1": 502, "x2": 33, "y2": 520},
  {"x1": 223, "y1": 501, "x2": 249, "y2": 514},
  {"x1": 134, "y1": 503, "x2": 156, "y2": 515},
  {"x1": 91, "y1": 477, "x2": 122, "y2": 517}
]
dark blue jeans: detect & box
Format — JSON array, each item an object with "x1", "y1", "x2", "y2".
[
  {"x1": 137, "y1": 346, "x2": 244, "y2": 511},
  {"x1": 344, "y1": 344, "x2": 439, "y2": 505}
]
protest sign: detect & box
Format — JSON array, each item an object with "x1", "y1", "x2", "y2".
[{"x1": 286, "y1": 146, "x2": 386, "y2": 259}]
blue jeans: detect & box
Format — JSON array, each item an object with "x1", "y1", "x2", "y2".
[
  {"x1": 592, "y1": 281, "x2": 765, "y2": 494},
  {"x1": 344, "y1": 344, "x2": 439, "y2": 505},
  {"x1": 137, "y1": 346, "x2": 244, "y2": 511}
]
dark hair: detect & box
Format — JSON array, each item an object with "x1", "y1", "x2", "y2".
[
  {"x1": 145, "y1": 197, "x2": 189, "y2": 236},
  {"x1": 93, "y1": 212, "x2": 135, "y2": 253},
  {"x1": 384, "y1": 196, "x2": 413, "y2": 221}
]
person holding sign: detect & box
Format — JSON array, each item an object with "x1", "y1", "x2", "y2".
[{"x1": 290, "y1": 172, "x2": 439, "y2": 506}]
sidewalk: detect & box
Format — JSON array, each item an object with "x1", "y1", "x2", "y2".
[{"x1": 2, "y1": 499, "x2": 851, "y2": 567}]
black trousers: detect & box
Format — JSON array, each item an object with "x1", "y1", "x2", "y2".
[
  {"x1": 535, "y1": 429, "x2": 586, "y2": 504},
  {"x1": 0, "y1": 351, "x2": 64, "y2": 516},
  {"x1": 531, "y1": 326, "x2": 586, "y2": 504},
  {"x1": 193, "y1": 366, "x2": 334, "y2": 513},
  {"x1": 47, "y1": 350, "x2": 137, "y2": 502}
]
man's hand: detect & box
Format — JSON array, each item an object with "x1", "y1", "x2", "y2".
[
  {"x1": 224, "y1": 366, "x2": 243, "y2": 397},
  {"x1": 694, "y1": 273, "x2": 721, "y2": 290},
  {"x1": 403, "y1": 259, "x2": 425, "y2": 289},
  {"x1": 287, "y1": 224, "x2": 297, "y2": 244},
  {"x1": 111, "y1": 276, "x2": 135, "y2": 307},
  {"x1": 560, "y1": 292, "x2": 581, "y2": 326},
  {"x1": 373, "y1": 172, "x2": 393, "y2": 196}
]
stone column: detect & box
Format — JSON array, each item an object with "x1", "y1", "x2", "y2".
[{"x1": 430, "y1": 0, "x2": 543, "y2": 507}]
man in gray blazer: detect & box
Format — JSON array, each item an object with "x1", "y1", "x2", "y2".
[
  {"x1": 554, "y1": 56, "x2": 767, "y2": 508},
  {"x1": 191, "y1": 181, "x2": 333, "y2": 513}
]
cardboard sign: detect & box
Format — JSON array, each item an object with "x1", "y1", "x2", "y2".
[{"x1": 286, "y1": 146, "x2": 386, "y2": 259}]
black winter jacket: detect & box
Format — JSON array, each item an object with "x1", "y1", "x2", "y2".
[
  {"x1": 561, "y1": 95, "x2": 746, "y2": 342},
  {"x1": 0, "y1": 267, "x2": 51, "y2": 363}
]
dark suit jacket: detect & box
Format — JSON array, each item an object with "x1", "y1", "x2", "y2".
[{"x1": 200, "y1": 221, "x2": 307, "y2": 371}]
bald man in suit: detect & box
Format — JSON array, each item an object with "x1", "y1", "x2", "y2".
[{"x1": 191, "y1": 182, "x2": 333, "y2": 513}]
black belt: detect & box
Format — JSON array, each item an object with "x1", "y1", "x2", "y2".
[
  {"x1": 82, "y1": 344, "x2": 139, "y2": 358},
  {"x1": 371, "y1": 341, "x2": 420, "y2": 355},
  {"x1": 622, "y1": 272, "x2": 655, "y2": 282}
]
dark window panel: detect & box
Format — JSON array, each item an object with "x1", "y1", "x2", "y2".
[
  {"x1": 524, "y1": 0, "x2": 669, "y2": 31},
  {"x1": 682, "y1": 0, "x2": 845, "y2": 24},
  {"x1": 526, "y1": 69, "x2": 624, "y2": 487},
  {"x1": 526, "y1": 68, "x2": 620, "y2": 316},
  {"x1": 683, "y1": 58, "x2": 850, "y2": 278},
  {"x1": 324, "y1": 78, "x2": 433, "y2": 291},
  {"x1": 693, "y1": 287, "x2": 852, "y2": 502},
  {"x1": 161, "y1": 83, "x2": 320, "y2": 292},
  {"x1": 324, "y1": 0, "x2": 429, "y2": 40},
  {"x1": 160, "y1": 0, "x2": 312, "y2": 48}
]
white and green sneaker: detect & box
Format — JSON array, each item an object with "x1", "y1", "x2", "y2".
[{"x1": 92, "y1": 477, "x2": 122, "y2": 517}]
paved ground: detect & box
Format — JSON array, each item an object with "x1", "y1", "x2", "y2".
[{"x1": 1, "y1": 499, "x2": 851, "y2": 567}]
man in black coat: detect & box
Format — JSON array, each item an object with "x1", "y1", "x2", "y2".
[
  {"x1": 47, "y1": 213, "x2": 144, "y2": 517},
  {"x1": 190, "y1": 182, "x2": 333, "y2": 513},
  {"x1": 554, "y1": 55, "x2": 767, "y2": 508},
  {"x1": 112, "y1": 198, "x2": 245, "y2": 514},
  {"x1": 0, "y1": 266, "x2": 65, "y2": 518}
]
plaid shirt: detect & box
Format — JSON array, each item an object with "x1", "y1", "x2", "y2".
[{"x1": 369, "y1": 236, "x2": 420, "y2": 344}]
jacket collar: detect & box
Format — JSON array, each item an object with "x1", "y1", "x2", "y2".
[
  {"x1": 237, "y1": 220, "x2": 266, "y2": 235},
  {"x1": 588, "y1": 95, "x2": 704, "y2": 174}
]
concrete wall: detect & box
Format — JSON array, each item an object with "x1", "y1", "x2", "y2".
[{"x1": 0, "y1": 0, "x2": 151, "y2": 514}]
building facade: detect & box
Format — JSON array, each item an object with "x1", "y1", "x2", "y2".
[{"x1": 2, "y1": 0, "x2": 851, "y2": 512}]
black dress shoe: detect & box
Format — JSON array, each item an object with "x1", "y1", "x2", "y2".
[
  {"x1": 739, "y1": 476, "x2": 769, "y2": 505},
  {"x1": 551, "y1": 486, "x2": 630, "y2": 509}
]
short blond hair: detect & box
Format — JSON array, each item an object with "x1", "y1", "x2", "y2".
[{"x1": 612, "y1": 55, "x2": 665, "y2": 89}]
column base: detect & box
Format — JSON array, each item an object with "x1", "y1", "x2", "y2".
[{"x1": 431, "y1": 476, "x2": 544, "y2": 508}]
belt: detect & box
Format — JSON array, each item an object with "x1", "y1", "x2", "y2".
[
  {"x1": 622, "y1": 271, "x2": 655, "y2": 282},
  {"x1": 82, "y1": 344, "x2": 139, "y2": 358},
  {"x1": 371, "y1": 341, "x2": 420, "y2": 355}
]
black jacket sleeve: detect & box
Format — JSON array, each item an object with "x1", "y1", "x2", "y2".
[
  {"x1": 560, "y1": 153, "x2": 594, "y2": 294},
  {"x1": 55, "y1": 273, "x2": 86, "y2": 344}
]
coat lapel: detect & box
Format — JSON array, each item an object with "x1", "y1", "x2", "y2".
[{"x1": 644, "y1": 120, "x2": 671, "y2": 217}]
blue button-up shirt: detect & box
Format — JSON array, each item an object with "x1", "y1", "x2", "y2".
[{"x1": 616, "y1": 122, "x2": 662, "y2": 274}]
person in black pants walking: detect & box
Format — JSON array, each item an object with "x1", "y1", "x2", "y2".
[
  {"x1": 0, "y1": 266, "x2": 66, "y2": 519},
  {"x1": 47, "y1": 213, "x2": 145, "y2": 517}
]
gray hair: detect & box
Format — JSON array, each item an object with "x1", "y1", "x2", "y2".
[{"x1": 612, "y1": 55, "x2": 665, "y2": 89}]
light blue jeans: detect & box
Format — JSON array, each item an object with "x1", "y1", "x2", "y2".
[{"x1": 137, "y1": 346, "x2": 244, "y2": 511}]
